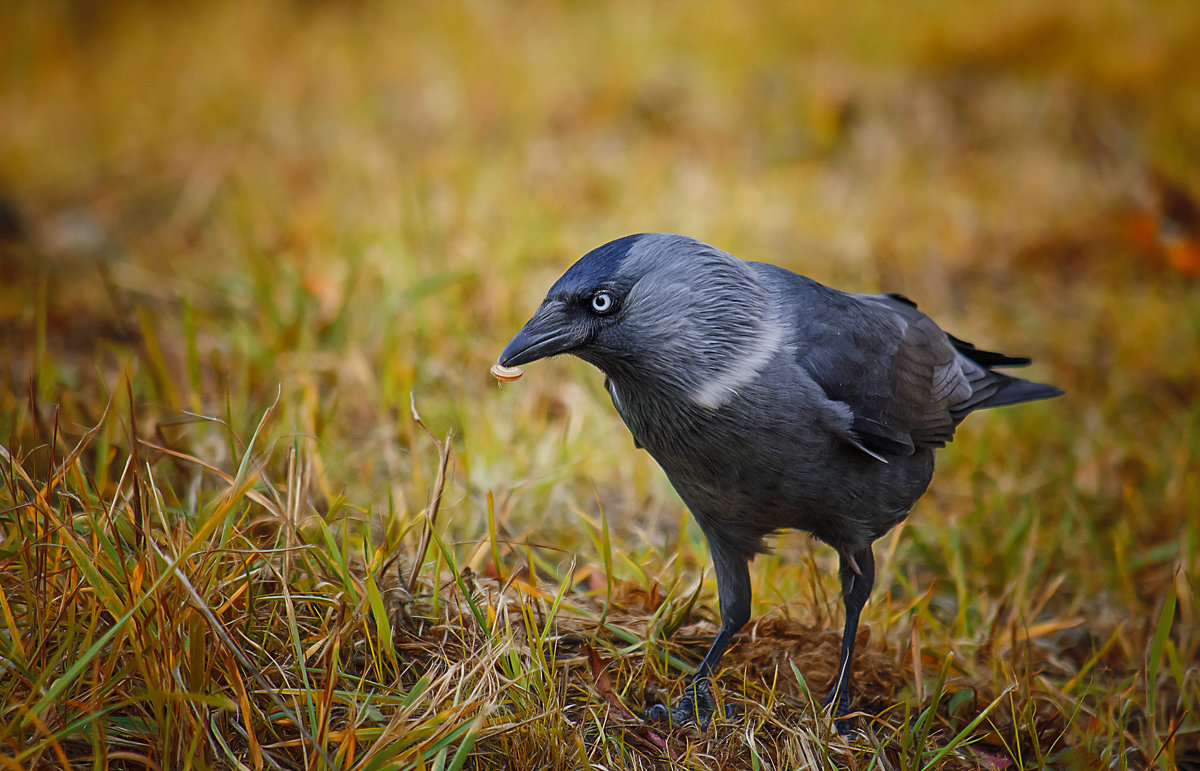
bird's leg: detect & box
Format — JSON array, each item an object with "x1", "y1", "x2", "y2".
[
  {"x1": 644, "y1": 624, "x2": 732, "y2": 725},
  {"x1": 823, "y1": 546, "x2": 876, "y2": 732},
  {"x1": 646, "y1": 547, "x2": 751, "y2": 727}
]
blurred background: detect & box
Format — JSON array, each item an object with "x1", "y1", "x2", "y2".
[
  {"x1": 3, "y1": 0, "x2": 1198, "y2": 517},
  {"x1": 2, "y1": 0, "x2": 1198, "y2": 766}
]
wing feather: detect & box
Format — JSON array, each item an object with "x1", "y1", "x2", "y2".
[
  {"x1": 759, "y1": 267, "x2": 1056, "y2": 462},
  {"x1": 797, "y1": 292, "x2": 971, "y2": 458}
]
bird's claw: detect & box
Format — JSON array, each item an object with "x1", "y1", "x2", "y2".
[
  {"x1": 643, "y1": 700, "x2": 714, "y2": 727},
  {"x1": 645, "y1": 680, "x2": 731, "y2": 727}
]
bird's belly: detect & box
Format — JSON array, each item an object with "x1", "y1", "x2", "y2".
[{"x1": 635, "y1": 414, "x2": 934, "y2": 555}]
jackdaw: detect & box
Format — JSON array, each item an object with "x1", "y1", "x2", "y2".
[{"x1": 497, "y1": 233, "x2": 1062, "y2": 728}]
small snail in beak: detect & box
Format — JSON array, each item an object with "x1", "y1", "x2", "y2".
[{"x1": 490, "y1": 363, "x2": 524, "y2": 381}]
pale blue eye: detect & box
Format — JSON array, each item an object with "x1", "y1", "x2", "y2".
[{"x1": 591, "y1": 291, "x2": 614, "y2": 314}]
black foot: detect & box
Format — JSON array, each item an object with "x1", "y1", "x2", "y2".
[
  {"x1": 646, "y1": 680, "x2": 731, "y2": 727},
  {"x1": 822, "y1": 688, "x2": 856, "y2": 735}
]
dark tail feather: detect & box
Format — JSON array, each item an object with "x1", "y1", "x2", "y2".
[
  {"x1": 948, "y1": 334, "x2": 1032, "y2": 368},
  {"x1": 952, "y1": 372, "x2": 1063, "y2": 420},
  {"x1": 982, "y1": 376, "x2": 1063, "y2": 408}
]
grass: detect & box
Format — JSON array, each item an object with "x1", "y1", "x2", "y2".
[{"x1": 2, "y1": 0, "x2": 1199, "y2": 768}]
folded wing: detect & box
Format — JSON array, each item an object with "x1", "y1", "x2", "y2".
[{"x1": 797, "y1": 291, "x2": 1061, "y2": 459}]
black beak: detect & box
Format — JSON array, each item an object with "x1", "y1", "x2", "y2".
[{"x1": 498, "y1": 300, "x2": 588, "y2": 367}]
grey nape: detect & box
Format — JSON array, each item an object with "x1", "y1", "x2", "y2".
[{"x1": 498, "y1": 233, "x2": 1062, "y2": 732}]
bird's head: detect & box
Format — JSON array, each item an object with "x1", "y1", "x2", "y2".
[{"x1": 498, "y1": 233, "x2": 782, "y2": 402}]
